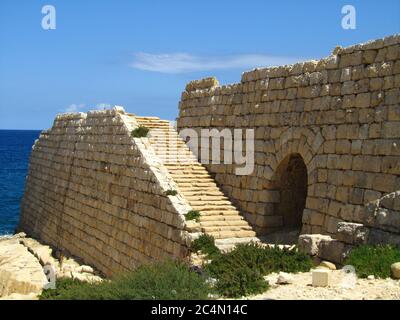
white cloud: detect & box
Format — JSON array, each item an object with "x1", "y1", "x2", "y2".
[
  {"x1": 95, "y1": 103, "x2": 111, "y2": 110},
  {"x1": 65, "y1": 103, "x2": 86, "y2": 113},
  {"x1": 130, "y1": 52, "x2": 304, "y2": 74},
  {"x1": 64, "y1": 103, "x2": 112, "y2": 113}
]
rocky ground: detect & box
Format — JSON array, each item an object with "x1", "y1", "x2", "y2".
[
  {"x1": 247, "y1": 270, "x2": 400, "y2": 300},
  {"x1": 0, "y1": 233, "x2": 102, "y2": 300},
  {"x1": 1, "y1": 234, "x2": 399, "y2": 300}
]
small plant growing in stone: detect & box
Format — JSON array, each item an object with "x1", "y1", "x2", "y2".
[
  {"x1": 164, "y1": 189, "x2": 178, "y2": 196},
  {"x1": 131, "y1": 126, "x2": 149, "y2": 138},
  {"x1": 191, "y1": 234, "x2": 220, "y2": 258},
  {"x1": 185, "y1": 210, "x2": 201, "y2": 222}
]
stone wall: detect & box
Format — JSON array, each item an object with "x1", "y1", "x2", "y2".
[
  {"x1": 177, "y1": 34, "x2": 400, "y2": 248},
  {"x1": 19, "y1": 108, "x2": 192, "y2": 276}
]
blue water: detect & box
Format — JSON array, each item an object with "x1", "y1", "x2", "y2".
[{"x1": 0, "y1": 130, "x2": 41, "y2": 235}]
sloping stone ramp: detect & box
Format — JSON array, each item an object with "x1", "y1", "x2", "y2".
[{"x1": 125, "y1": 114, "x2": 259, "y2": 250}]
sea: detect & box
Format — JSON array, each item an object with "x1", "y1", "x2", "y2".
[{"x1": 0, "y1": 130, "x2": 41, "y2": 236}]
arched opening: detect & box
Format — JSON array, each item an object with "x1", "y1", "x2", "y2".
[
  {"x1": 275, "y1": 153, "x2": 308, "y2": 231},
  {"x1": 260, "y1": 153, "x2": 308, "y2": 244}
]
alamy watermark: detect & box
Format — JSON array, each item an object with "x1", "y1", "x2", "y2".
[
  {"x1": 149, "y1": 127, "x2": 255, "y2": 176},
  {"x1": 41, "y1": 5, "x2": 56, "y2": 30},
  {"x1": 341, "y1": 5, "x2": 356, "y2": 30}
]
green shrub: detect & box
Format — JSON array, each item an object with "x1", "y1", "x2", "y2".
[
  {"x1": 205, "y1": 243, "x2": 313, "y2": 298},
  {"x1": 40, "y1": 259, "x2": 212, "y2": 300},
  {"x1": 191, "y1": 234, "x2": 221, "y2": 259},
  {"x1": 39, "y1": 244, "x2": 314, "y2": 300},
  {"x1": 345, "y1": 244, "x2": 400, "y2": 279},
  {"x1": 39, "y1": 278, "x2": 93, "y2": 300},
  {"x1": 186, "y1": 210, "x2": 201, "y2": 222},
  {"x1": 131, "y1": 126, "x2": 149, "y2": 138},
  {"x1": 164, "y1": 189, "x2": 178, "y2": 196},
  {"x1": 212, "y1": 262, "x2": 269, "y2": 298}
]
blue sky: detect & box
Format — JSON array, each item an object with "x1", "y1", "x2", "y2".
[{"x1": 0, "y1": 0, "x2": 399, "y2": 129}]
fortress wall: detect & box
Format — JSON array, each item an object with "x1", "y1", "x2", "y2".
[
  {"x1": 177, "y1": 35, "x2": 400, "y2": 242},
  {"x1": 19, "y1": 109, "x2": 192, "y2": 276}
]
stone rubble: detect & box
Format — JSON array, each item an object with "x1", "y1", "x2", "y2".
[
  {"x1": 276, "y1": 272, "x2": 294, "y2": 285},
  {"x1": 391, "y1": 262, "x2": 400, "y2": 279},
  {"x1": 0, "y1": 233, "x2": 102, "y2": 299}
]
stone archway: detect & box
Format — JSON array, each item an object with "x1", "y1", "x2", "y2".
[{"x1": 273, "y1": 153, "x2": 308, "y2": 235}]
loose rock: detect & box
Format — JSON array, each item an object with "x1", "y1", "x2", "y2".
[
  {"x1": 318, "y1": 261, "x2": 337, "y2": 270},
  {"x1": 277, "y1": 272, "x2": 294, "y2": 285},
  {"x1": 391, "y1": 262, "x2": 400, "y2": 279}
]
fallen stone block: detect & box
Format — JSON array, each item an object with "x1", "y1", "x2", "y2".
[
  {"x1": 391, "y1": 262, "x2": 400, "y2": 279},
  {"x1": 318, "y1": 261, "x2": 336, "y2": 270},
  {"x1": 76, "y1": 265, "x2": 94, "y2": 274},
  {"x1": 318, "y1": 238, "x2": 345, "y2": 264},
  {"x1": 336, "y1": 222, "x2": 369, "y2": 245},
  {"x1": 298, "y1": 234, "x2": 332, "y2": 256},
  {"x1": 276, "y1": 272, "x2": 294, "y2": 285},
  {"x1": 0, "y1": 239, "x2": 47, "y2": 297},
  {"x1": 312, "y1": 269, "x2": 331, "y2": 287}
]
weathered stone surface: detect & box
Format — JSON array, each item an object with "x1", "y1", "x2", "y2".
[
  {"x1": 298, "y1": 234, "x2": 332, "y2": 256},
  {"x1": 0, "y1": 239, "x2": 47, "y2": 297},
  {"x1": 318, "y1": 238, "x2": 345, "y2": 264},
  {"x1": 367, "y1": 228, "x2": 400, "y2": 246},
  {"x1": 312, "y1": 269, "x2": 331, "y2": 287},
  {"x1": 319, "y1": 261, "x2": 336, "y2": 270},
  {"x1": 336, "y1": 222, "x2": 369, "y2": 245},
  {"x1": 391, "y1": 262, "x2": 400, "y2": 279},
  {"x1": 277, "y1": 272, "x2": 294, "y2": 285},
  {"x1": 20, "y1": 238, "x2": 59, "y2": 268},
  {"x1": 177, "y1": 35, "x2": 400, "y2": 245},
  {"x1": 17, "y1": 35, "x2": 400, "y2": 276},
  {"x1": 0, "y1": 292, "x2": 38, "y2": 300}
]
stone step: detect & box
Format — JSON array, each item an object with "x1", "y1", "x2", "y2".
[
  {"x1": 200, "y1": 215, "x2": 245, "y2": 221},
  {"x1": 191, "y1": 203, "x2": 238, "y2": 209},
  {"x1": 192, "y1": 208, "x2": 240, "y2": 215},
  {"x1": 185, "y1": 195, "x2": 230, "y2": 201},
  {"x1": 201, "y1": 225, "x2": 253, "y2": 233},
  {"x1": 180, "y1": 191, "x2": 225, "y2": 197},
  {"x1": 199, "y1": 220, "x2": 250, "y2": 227},
  {"x1": 208, "y1": 230, "x2": 257, "y2": 239},
  {"x1": 214, "y1": 237, "x2": 262, "y2": 251},
  {"x1": 156, "y1": 156, "x2": 198, "y2": 161},
  {"x1": 167, "y1": 167, "x2": 208, "y2": 171},
  {"x1": 171, "y1": 172, "x2": 211, "y2": 177},
  {"x1": 188, "y1": 200, "x2": 235, "y2": 206},
  {"x1": 135, "y1": 115, "x2": 258, "y2": 241}
]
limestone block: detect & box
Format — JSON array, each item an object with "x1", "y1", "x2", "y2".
[
  {"x1": 318, "y1": 238, "x2": 345, "y2": 264},
  {"x1": 277, "y1": 272, "x2": 294, "y2": 285},
  {"x1": 375, "y1": 208, "x2": 400, "y2": 233},
  {"x1": 318, "y1": 261, "x2": 336, "y2": 270},
  {"x1": 336, "y1": 222, "x2": 369, "y2": 244},
  {"x1": 298, "y1": 234, "x2": 332, "y2": 256},
  {"x1": 367, "y1": 229, "x2": 400, "y2": 246},
  {"x1": 325, "y1": 55, "x2": 339, "y2": 69},
  {"x1": 312, "y1": 269, "x2": 331, "y2": 287},
  {"x1": 355, "y1": 92, "x2": 371, "y2": 108},
  {"x1": 363, "y1": 50, "x2": 378, "y2": 64},
  {"x1": 391, "y1": 262, "x2": 400, "y2": 279},
  {"x1": 0, "y1": 239, "x2": 47, "y2": 297}
]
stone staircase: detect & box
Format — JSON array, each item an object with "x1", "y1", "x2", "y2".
[{"x1": 133, "y1": 115, "x2": 259, "y2": 249}]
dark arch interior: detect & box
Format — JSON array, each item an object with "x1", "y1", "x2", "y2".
[{"x1": 275, "y1": 153, "x2": 308, "y2": 230}]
